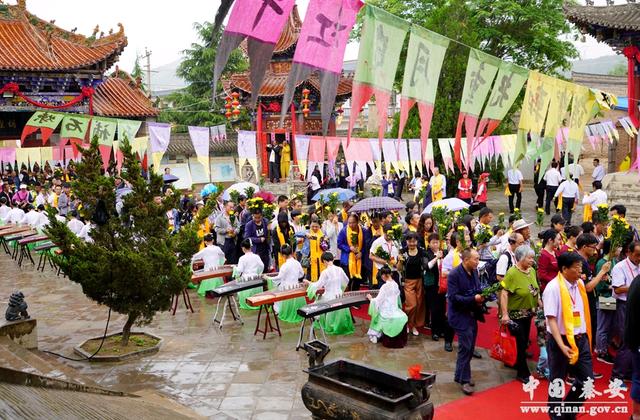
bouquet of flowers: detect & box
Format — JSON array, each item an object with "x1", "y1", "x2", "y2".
[
  {"x1": 536, "y1": 208, "x2": 544, "y2": 227},
  {"x1": 290, "y1": 192, "x2": 305, "y2": 203},
  {"x1": 263, "y1": 203, "x2": 276, "y2": 221},
  {"x1": 387, "y1": 224, "x2": 403, "y2": 242},
  {"x1": 481, "y1": 282, "x2": 503, "y2": 300},
  {"x1": 247, "y1": 196, "x2": 265, "y2": 212},
  {"x1": 431, "y1": 205, "x2": 453, "y2": 243},
  {"x1": 417, "y1": 184, "x2": 429, "y2": 204},
  {"x1": 299, "y1": 212, "x2": 310, "y2": 226},
  {"x1": 229, "y1": 210, "x2": 236, "y2": 225},
  {"x1": 244, "y1": 186, "x2": 255, "y2": 199},
  {"x1": 531, "y1": 240, "x2": 542, "y2": 257},
  {"x1": 454, "y1": 208, "x2": 469, "y2": 226},
  {"x1": 474, "y1": 223, "x2": 492, "y2": 245},
  {"x1": 229, "y1": 190, "x2": 241, "y2": 205},
  {"x1": 595, "y1": 203, "x2": 609, "y2": 225},
  {"x1": 374, "y1": 246, "x2": 391, "y2": 262},
  {"x1": 513, "y1": 208, "x2": 522, "y2": 220},
  {"x1": 371, "y1": 186, "x2": 381, "y2": 197},
  {"x1": 457, "y1": 225, "x2": 467, "y2": 249},
  {"x1": 497, "y1": 212, "x2": 506, "y2": 230},
  {"x1": 350, "y1": 231, "x2": 360, "y2": 250},
  {"x1": 609, "y1": 214, "x2": 632, "y2": 258}
]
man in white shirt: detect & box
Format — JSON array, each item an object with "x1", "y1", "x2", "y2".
[
  {"x1": 0, "y1": 197, "x2": 10, "y2": 220},
  {"x1": 543, "y1": 252, "x2": 593, "y2": 412},
  {"x1": 496, "y1": 233, "x2": 524, "y2": 281},
  {"x1": 18, "y1": 205, "x2": 41, "y2": 228},
  {"x1": 561, "y1": 159, "x2": 585, "y2": 184},
  {"x1": 369, "y1": 224, "x2": 400, "y2": 286},
  {"x1": 543, "y1": 162, "x2": 564, "y2": 215},
  {"x1": 3, "y1": 206, "x2": 25, "y2": 224},
  {"x1": 554, "y1": 176, "x2": 580, "y2": 226},
  {"x1": 591, "y1": 158, "x2": 605, "y2": 182},
  {"x1": 506, "y1": 167, "x2": 523, "y2": 214},
  {"x1": 66, "y1": 212, "x2": 85, "y2": 236},
  {"x1": 409, "y1": 171, "x2": 423, "y2": 201},
  {"x1": 581, "y1": 180, "x2": 607, "y2": 213},
  {"x1": 610, "y1": 242, "x2": 640, "y2": 383}
]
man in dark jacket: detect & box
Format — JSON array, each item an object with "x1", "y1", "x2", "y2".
[
  {"x1": 447, "y1": 248, "x2": 484, "y2": 396},
  {"x1": 243, "y1": 209, "x2": 271, "y2": 269}
]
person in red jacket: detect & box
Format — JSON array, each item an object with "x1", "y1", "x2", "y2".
[
  {"x1": 457, "y1": 171, "x2": 473, "y2": 204},
  {"x1": 469, "y1": 173, "x2": 489, "y2": 213},
  {"x1": 537, "y1": 229, "x2": 561, "y2": 292}
]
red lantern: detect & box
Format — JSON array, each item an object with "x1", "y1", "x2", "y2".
[
  {"x1": 301, "y1": 88, "x2": 311, "y2": 118},
  {"x1": 225, "y1": 110, "x2": 232, "y2": 119}
]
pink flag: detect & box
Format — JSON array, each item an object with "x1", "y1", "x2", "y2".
[
  {"x1": 307, "y1": 136, "x2": 326, "y2": 179},
  {"x1": 281, "y1": 0, "x2": 363, "y2": 135},
  {"x1": 99, "y1": 145, "x2": 112, "y2": 170},
  {"x1": 325, "y1": 136, "x2": 342, "y2": 162},
  {"x1": 0, "y1": 147, "x2": 16, "y2": 165},
  {"x1": 213, "y1": 0, "x2": 296, "y2": 106}
]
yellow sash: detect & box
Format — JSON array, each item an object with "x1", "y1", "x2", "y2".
[
  {"x1": 370, "y1": 225, "x2": 383, "y2": 238},
  {"x1": 557, "y1": 274, "x2": 591, "y2": 365},
  {"x1": 198, "y1": 219, "x2": 210, "y2": 250},
  {"x1": 504, "y1": 184, "x2": 511, "y2": 196},
  {"x1": 276, "y1": 226, "x2": 288, "y2": 268},
  {"x1": 583, "y1": 205, "x2": 592, "y2": 223},
  {"x1": 309, "y1": 230, "x2": 325, "y2": 282},
  {"x1": 557, "y1": 193, "x2": 563, "y2": 210},
  {"x1": 341, "y1": 209, "x2": 348, "y2": 223},
  {"x1": 452, "y1": 249, "x2": 461, "y2": 268},
  {"x1": 347, "y1": 225, "x2": 363, "y2": 279},
  {"x1": 432, "y1": 176, "x2": 443, "y2": 202},
  {"x1": 408, "y1": 225, "x2": 417, "y2": 233}
]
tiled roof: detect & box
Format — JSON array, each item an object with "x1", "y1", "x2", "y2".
[
  {"x1": 564, "y1": 3, "x2": 640, "y2": 31},
  {"x1": 223, "y1": 71, "x2": 354, "y2": 99},
  {"x1": 571, "y1": 72, "x2": 628, "y2": 97},
  {"x1": 0, "y1": 3, "x2": 126, "y2": 71},
  {"x1": 166, "y1": 133, "x2": 237, "y2": 156},
  {"x1": 239, "y1": 5, "x2": 301, "y2": 56},
  {"x1": 93, "y1": 73, "x2": 158, "y2": 118}
]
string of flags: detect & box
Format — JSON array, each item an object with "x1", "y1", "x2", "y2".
[{"x1": 6, "y1": 111, "x2": 227, "y2": 177}]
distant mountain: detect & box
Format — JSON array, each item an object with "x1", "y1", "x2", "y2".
[
  {"x1": 150, "y1": 59, "x2": 187, "y2": 96},
  {"x1": 571, "y1": 55, "x2": 625, "y2": 75}
]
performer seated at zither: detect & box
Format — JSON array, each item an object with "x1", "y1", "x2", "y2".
[
  {"x1": 234, "y1": 238, "x2": 266, "y2": 310},
  {"x1": 192, "y1": 234, "x2": 227, "y2": 297},
  {"x1": 268, "y1": 244, "x2": 306, "y2": 323},
  {"x1": 306, "y1": 252, "x2": 355, "y2": 336},
  {"x1": 367, "y1": 266, "x2": 408, "y2": 348}
]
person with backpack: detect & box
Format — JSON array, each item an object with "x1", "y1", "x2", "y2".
[{"x1": 496, "y1": 233, "x2": 524, "y2": 283}]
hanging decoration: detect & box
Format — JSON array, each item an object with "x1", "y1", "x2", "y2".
[
  {"x1": 231, "y1": 92, "x2": 241, "y2": 118},
  {"x1": 437, "y1": 138, "x2": 454, "y2": 174},
  {"x1": 212, "y1": 0, "x2": 296, "y2": 106},
  {"x1": 397, "y1": 25, "x2": 449, "y2": 168},
  {"x1": 307, "y1": 136, "x2": 327, "y2": 179},
  {"x1": 148, "y1": 122, "x2": 172, "y2": 173},
  {"x1": 424, "y1": 137, "x2": 434, "y2": 175},
  {"x1": 0, "y1": 83, "x2": 95, "y2": 115},
  {"x1": 538, "y1": 78, "x2": 573, "y2": 174},
  {"x1": 368, "y1": 138, "x2": 382, "y2": 176},
  {"x1": 566, "y1": 85, "x2": 598, "y2": 166},
  {"x1": 225, "y1": 95, "x2": 233, "y2": 119},
  {"x1": 347, "y1": 5, "x2": 409, "y2": 146},
  {"x1": 454, "y1": 49, "x2": 501, "y2": 171},
  {"x1": 21, "y1": 111, "x2": 65, "y2": 145},
  {"x1": 381, "y1": 138, "x2": 400, "y2": 175},
  {"x1": 188, "y1": 126, "x2": 211, "y2": 177},
  {"x1": 475, "y1": 62, "x2": 529, "y2": 144},
  {"x1": 408, "y1": 138, "x2": 421, "y2": 176},
  {"x1": 281, "y1": 0, "x2": 363, "y2": 134},
  {"x1": 514, "y1": 71, "x2": 554, "y2": 168},
  {"x1": 301, "y1": 88, "x2": 311, "y2": 118},
  {"x1": 237, "y1": 130, "x2": 259, "y2": 176},
  {"x1": 325, "y1": 136, "x2": 341, "y2": 178},
  {"x1": 294, "y1": 135, "x2": 311, "y2": 177}
]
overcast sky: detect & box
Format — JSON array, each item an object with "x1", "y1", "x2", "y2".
[{"x1": 25, "y1": 0, "x2": 615, "y2": 84}]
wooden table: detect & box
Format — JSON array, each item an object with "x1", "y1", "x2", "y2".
[
  {"x1": 190, "y1": 265, "x2": 235, "y2": 285},
  {"x1": 17, "y1": 234, "x2": 49, "y2": 267},
  {"x1": 0, "y1": 226, "x2": 33, "y2": 254}
]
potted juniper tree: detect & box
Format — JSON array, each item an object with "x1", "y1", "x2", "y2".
[{"x1": 45, "y1": 137, "x2": 219, "y2": 360}]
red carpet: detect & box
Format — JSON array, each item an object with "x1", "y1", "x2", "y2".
[{"x1": 351, "y1": 304, "x2": 633, "y2": 418}]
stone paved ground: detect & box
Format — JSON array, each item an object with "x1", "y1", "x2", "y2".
[{"x1": 0, "y1": 188, "x2": 571, "y2": 419}]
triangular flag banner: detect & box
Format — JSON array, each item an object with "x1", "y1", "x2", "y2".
[
  {"x1": 449, "y1": 138, "x2": 468, "y2": 168},
  {"x1": 325, "y1": 137, "x2": 341, "y2": 162},
  {"x1": 567, "y1": 85, "x2": 598, "y2": 167},
  {"x1": 307, "y1": 136, "x2": 326, "y2": 180},
  {"x1": 51, "y1": 147, "x2": 62, "y2": 167},
  {"x1": 21, "y1": 111, "x2": 64, "y2": 145},
  {"x1": 348, "y1": 5, "x2": 409, "y2": 144},
  {"x1": 605, "y1": 120, "x2": 619, "y2": 141},
  {"x1": 424, "y1": 138, "x2": 434, "y2": 175},
  {"x1": 40, "y1": 147, "x2": 53, "y2": 168},
  {"x1": 98, "y1": 145, "x2": 112, "y2": 170},
  {"x1": 540, "y1": 78, "x2": 573, "y2": 174},
  {"x1": 500, "y1": 134, "x2": 517, "y2": 168},
  {"x1": 188, "y1": 126, "x2": 211, "y2": 178},
  {"x1": 294, "y1": 135, "x2": 311, "y2": 177},
  {"x1": 282, "y1": 0, "x2": 363, "y2": 134},
  {"x1": 514, "y1": 71, "x2": 554, "y2": 168},
  {"x1": 454, "y1": 49, "x2": 500, "y2": 170},
  {"x1": 237, "y1": 130, "x2": 258, "y2": 177},
  {"x1": 398, "y1": 25, "x2": 449, "y2": 166},
  {"x1": 620, "y1": 117, "x2": 634, "y2": 137},
  {"x1": 351, "y1": 137, "x2": 375, "y2": 176},
  {"x1": 15, "y1": 148, "x2": 29, "y2": 169},
  {"x1": 148, "y1": 122, "x2": 172, "y2": 174},
  {"x1": 396, "y1": 139, "x2": 410, "y2": 175},
  {"x1": 117, "y1": 119, "x2": 142, "y2": 144},
  {"x1": 381, "y1": 138, "x2": 399, "y2": 175},
  {"x1": 408, "y1": 138, "x2": 422, "y2": 175},
  {"x1": 476, "y1": 61, "x2": 529, "y2": 145},
  {"x1": 60, "y1": 115, "x2": 91, "y2": 143},
  {"x1": 132, "y1": 137, "x2": 149, "y2": 159},
  {"x1": 90, "y1": 117, "x2": 117, "y2": 146},
  {"x1": 438, "y1": 138, "x2": 454, "y2": 174},
  {"x1": 368, "y1": 138, "x2": 382, "y2": 175},
  {"x1": 213, "y1": 0, "x2": 296, "y2": 107},
  {"x1": 0, "y1": 147, "x2": 16, "y2": 166}
]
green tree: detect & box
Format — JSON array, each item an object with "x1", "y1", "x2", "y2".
[
  {"x1": 45, "y1": 137, "x2": 220, "y2": 346},
  {"x1": 159, "y1": 22, "x2": 249, "y2": 131},
  {"x1": 608, "y1": 63, "x2": 627, "y2": 76},
  {"x1": 131, "y1": 56, "x2": 146, "y2": 93}
]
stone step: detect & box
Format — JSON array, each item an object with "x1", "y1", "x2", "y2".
[{"x1": 0, "y1": 345, "x2": 41, "y2": 376}]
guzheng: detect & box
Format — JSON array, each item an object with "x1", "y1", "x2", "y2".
[
  {"x1": 246, "y1": 285, "x2": 307, "y2": 307},
  {"x1": 191, "y1": 264, "x2": 235, "y2": 285},
  {"x1": 211, "y1": 275, "x2": 267, "y2": 297},
  {"x1": 297, "y1": 290, "x2": 380, "y2": 318}
]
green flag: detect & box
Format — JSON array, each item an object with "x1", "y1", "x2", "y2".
[
  {"x1": 401, "y1": 25, "x2": 449, "y2": 104},
  {"x1": 25, "y1": 111, "x2": 64, "y2": 129},
  {"x1": 90, "y1": 117, "x2": 117, "y2": 146},
  {"x1": 60, "y1": 115, "x2": 91, "y2": 140},
  {"x1": 354, "y1": 5, "x2": 409, "y2": 91},
  {"x1": 117, "y1": 119, "x2": 142, "y2": 144},
  {"x1": 540, "y1": 78, "x2": 573, "y2": 173}
]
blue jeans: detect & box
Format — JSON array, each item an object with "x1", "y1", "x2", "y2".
[{"x1": 453, "y1": 321, "x2": 478, "y2": 384}]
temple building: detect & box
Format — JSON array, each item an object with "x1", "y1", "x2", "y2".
[
  {"x1": 565, "y1": 1, "x2": 640, "y2": 224},
  {"x1": 0, "y1": 0, "x2": 157, "y2": 145},
  {"x1": 222, "y1": 5, "x2": 353, "y2": 178}
]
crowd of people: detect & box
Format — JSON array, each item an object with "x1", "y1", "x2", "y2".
[{"x1": 3, "y1": 158, "x2": 638, "y2": 417}]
